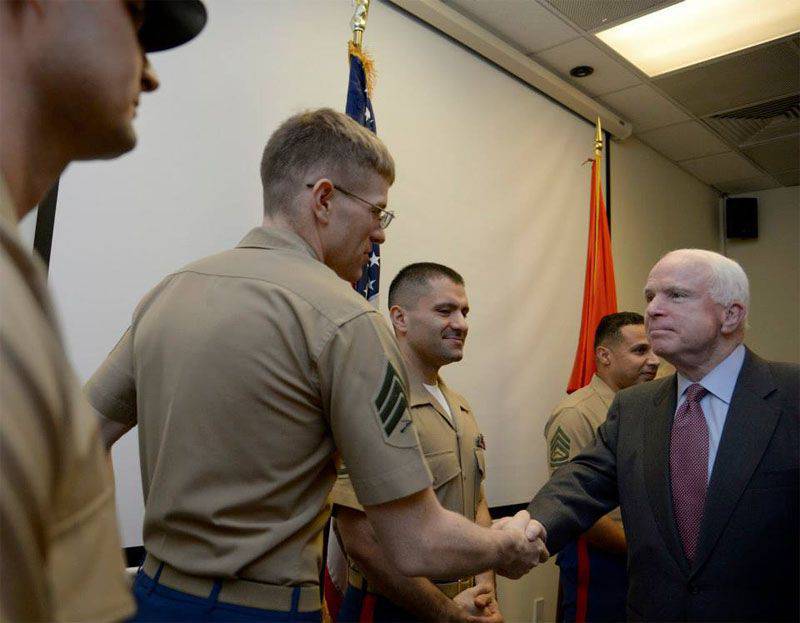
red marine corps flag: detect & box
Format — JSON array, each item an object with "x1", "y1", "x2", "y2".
[{"x1": 566, "y1": 119, "x2": 617, "y2": 393}]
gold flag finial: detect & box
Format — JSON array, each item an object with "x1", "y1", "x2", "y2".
[
  {"x1": 594, "y1": 117, "x2": 603, "y2": 157},
  {"x1": 351, "y1": 0, "x2": 371, "y2": 48}
]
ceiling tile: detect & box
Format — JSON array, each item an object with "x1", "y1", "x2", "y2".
[
  {"x1": 443, "y1": 0, "x2": 579, "y2": 54},
  {"x1": 741, "y1": 135, "x2": 800, "y2": 175},
  {"x1": 600, "y1": 83, "x2": 689, "y2": 131},
  {"x1": 714, "y1": 175, "x2": 781, "y2": 194},
  {"x1": 532, "y1": 37, "x2": 642, "y2": 97},
  {"x1": 637, "y1": 121, "x2": 730, "y2": 161},
  {"x1": 774, "y1": 170, "x2": 800, "y2": 187},
  {"x1": 653, "y1": 38, "x2": 800, "y2": 117},
  {"x1": 679, "y1": 152, "x2": 764, "y2": 185}
]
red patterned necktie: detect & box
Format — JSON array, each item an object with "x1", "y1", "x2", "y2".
[{"x1": 670, "y1": 382, "x2": 709, "y2": 562}]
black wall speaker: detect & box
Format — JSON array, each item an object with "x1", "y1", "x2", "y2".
[{"x1": 725, "y1": 197, "x2": 758, "y2": 239}]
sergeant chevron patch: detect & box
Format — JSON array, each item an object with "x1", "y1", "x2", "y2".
[
  {"x1": 374, "y1": 362, "x2": 407, "y2": 438},
  {"x1": 549, "y1": 426, "x2": 571, "y2": 467}
]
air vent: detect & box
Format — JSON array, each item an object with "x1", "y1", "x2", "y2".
[
  {"x1": 705, "y1": 94, "x2": 800, "y2": 147},
  {"x1": 713, "y1": 94, "x2": 800, "y2": 120}
]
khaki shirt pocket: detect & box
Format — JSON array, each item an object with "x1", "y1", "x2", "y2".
[{"x1": 425, "y1": 450, "x2": 462, "y2": 490}]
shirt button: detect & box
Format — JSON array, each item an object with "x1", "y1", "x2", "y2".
[{"x1": 688, "y1": 584, "x2": 700, "y2": 595}]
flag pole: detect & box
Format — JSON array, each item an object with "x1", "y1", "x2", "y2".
[
  {"x1": 590, "y1": 117, "x2": 603, "y2": 291},
  {"x1": 595, "y1": 116, "x2": 603, "y2": 158},
  {"x1": 351, "y1": 0, "x2": 371, "y2": 48}
]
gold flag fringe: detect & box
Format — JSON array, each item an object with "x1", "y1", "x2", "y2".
[{"x1": 348, "y1": 41, "x2": 376, "y2": 99}]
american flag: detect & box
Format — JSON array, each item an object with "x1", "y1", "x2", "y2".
[
  {"x1": 346, "y1": 50, "x2": 380, "y2": 305},
  {"x1": 323, "y1": 47, "x2": 382, "y2": 623}
]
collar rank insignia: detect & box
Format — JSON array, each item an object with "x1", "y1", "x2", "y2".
[{"x1": 475, "y1": 434, "x2": 486, "y2": 450}]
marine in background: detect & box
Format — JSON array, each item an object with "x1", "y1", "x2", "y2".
[
  {"x1": 544, "y1": 312, "x2": 658, "y2": 623},
  {"x1": 333, "y1": 263, "x2": 502, "y2": 623}
]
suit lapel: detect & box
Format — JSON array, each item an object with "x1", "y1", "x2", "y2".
[
  {"x1": 691, "y1": 350, "x2": 779, "y2": 576},
  {"x1": 643, "y1": 375, "x2": 691, "y2": 575}
]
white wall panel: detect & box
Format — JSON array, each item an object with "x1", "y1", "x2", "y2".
[{"x1": 49, "y1": 0, "x2": 593, "y2": 547}]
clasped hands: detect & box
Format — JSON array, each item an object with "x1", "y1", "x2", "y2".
[
  {"x1": 493, "y1": 510, "x2": 549, "y2": 579},
  {"x1": 450, "y1": 511, "x2": 548, "y2": 623}
]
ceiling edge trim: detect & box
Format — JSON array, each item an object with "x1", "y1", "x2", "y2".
[{"x1": 387, "y1": 0, "x2": 633, "y2": 139}]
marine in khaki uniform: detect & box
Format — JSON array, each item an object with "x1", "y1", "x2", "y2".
[
  {"x1": 89, "y1": 110, "x2": 547, "y2": 623},
  {"x1": 332, "y1": 263, "x2": 503, "y2": 623},
  {"x1": 544, "y1": 312, "x2": 659, "y2": 623},
  {"x1": 0, "y1": 3, "x2": 206, "y2": 621}
]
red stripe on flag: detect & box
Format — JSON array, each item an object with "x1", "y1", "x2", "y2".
[
  {"x1": 359, "y1": 593, "x2": 377, "y2": 623},
  {"x1": 567, "y1": 156, "x2": 617, "y2": 393},
  {"x1": 575, "y1": 536, "x2": 591, "y2": 623},
  {"x1": 323, "y1": 568, "x2": 343, "y2": 622}
]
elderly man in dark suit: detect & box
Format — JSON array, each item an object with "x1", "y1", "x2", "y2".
[{"x1": 529, "y1": 248, "x2": 799, "y2": 622}]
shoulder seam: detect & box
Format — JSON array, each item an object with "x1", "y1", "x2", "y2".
[{"x1": 164, "y1": 268, "x2": 373, "y2": 327}]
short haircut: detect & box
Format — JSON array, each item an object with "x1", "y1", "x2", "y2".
[
  {"x1": 594, "y1": 312, "x2": 644, "y2": 350},
  {"x1": 660, "y1": 249, "x2": 750, "y2": 310},
  {"x1": 388, "y1": 262, "x2": 465, "y2": 309},
  {"x1": 260, "y1": 108, "x2": 395, "y2": 216}
]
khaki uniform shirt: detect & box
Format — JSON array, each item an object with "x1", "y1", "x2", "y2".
[
  {"x1": 333, "y1": 375, "x2": 486, "y2": 520},
  {"x1": 544, "y1": 374, "x2": 621, "y2": 523},
  {"x1": 0, "y1": 183, "x2": 133, "y2": 622},
  {"x1": 85, "y1": 227, "x2": 432, "y2": 587}
]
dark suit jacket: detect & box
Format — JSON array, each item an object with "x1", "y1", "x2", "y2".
[{"x1": 530, "y1": 349, "x2": 799, "y2": 622}]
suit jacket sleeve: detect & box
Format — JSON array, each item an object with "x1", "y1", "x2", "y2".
[{"x1": 529, "y1": 394, "x2": 622, "y2": 554}]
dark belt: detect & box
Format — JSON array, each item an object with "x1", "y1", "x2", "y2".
[
  {"x1": 141, "y1": 554, "x2": 321, "y2": 612},
  {"x1": 347, "y1": 566, "x2": 474, "y2": 600}
]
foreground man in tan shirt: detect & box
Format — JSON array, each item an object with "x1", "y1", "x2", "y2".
[
  {"x1": 0, "y1": 2, "x2": 206, "y2": 621},
  {"x1": 332, "y1": 262, "x2": 503, "y2": 623},
  {"x1": 88, "y1": 109, "x2": 548, "y2": 623}
]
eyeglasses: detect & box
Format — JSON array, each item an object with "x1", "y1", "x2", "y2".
[{"x1": 305, "y1": 183, "x2": 395, "y2": 229}]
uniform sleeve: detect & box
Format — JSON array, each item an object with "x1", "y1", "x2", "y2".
[
  {"x1": 84, "y1": 327, "x2": 137, "y2": 425},
  {"x1": 0, "y1": 340, "x2": 59, "y2": 622},
  {"x1": 319, "y1": 312, "x2": 432, "y2": 506},
  {"x1": 546, "y1": 406, "x2": 596, "y2": 474},
  {"x1": 330, "y1": 468, "x2": 365, "y2": 512}
]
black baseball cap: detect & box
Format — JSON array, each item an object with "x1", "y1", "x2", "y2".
[{"x1": 138, "y1": 0, "x2": 208, "y2": 53}]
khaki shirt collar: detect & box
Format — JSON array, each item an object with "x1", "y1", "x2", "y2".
[
  {"x1": 237, "y1": 226, "x2": 320, "y2": 261},
  {"x1": 408, "y1": 369, "x2": 436, "y2": 406},
  {"x1": 409, "y1": 373, "x2": 462, "y2": 431},
  {"x1": 590, "y1": 373, "x2": 616, "y2": 409}
]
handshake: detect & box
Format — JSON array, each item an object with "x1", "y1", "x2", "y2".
[{"x1": 491, "y1": 510, "x2": 549, "y2": 579}]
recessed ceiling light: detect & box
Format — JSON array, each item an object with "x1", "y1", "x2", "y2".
[
  {"x1": 596, "y1": 0, "x2": 800, "y2": 77},
  {"x1": 569, "y1": 65, "x2": 594, "y2": 78}
]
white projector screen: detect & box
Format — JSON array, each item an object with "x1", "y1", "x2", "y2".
[{"x1": 49, "y1": 0, "x2": 596, "y2": 547}]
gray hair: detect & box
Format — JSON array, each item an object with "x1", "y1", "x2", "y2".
[{"x1": 662, "y1": 249, "x2": 750, "y2": 311}]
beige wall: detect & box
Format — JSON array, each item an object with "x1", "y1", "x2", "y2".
[
  {"x1": 610, "y1": 137, "x2": 720, "y2": 314},
  {"x1": 726, "y1": 186, "x2": 800, "y2": 363}
]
